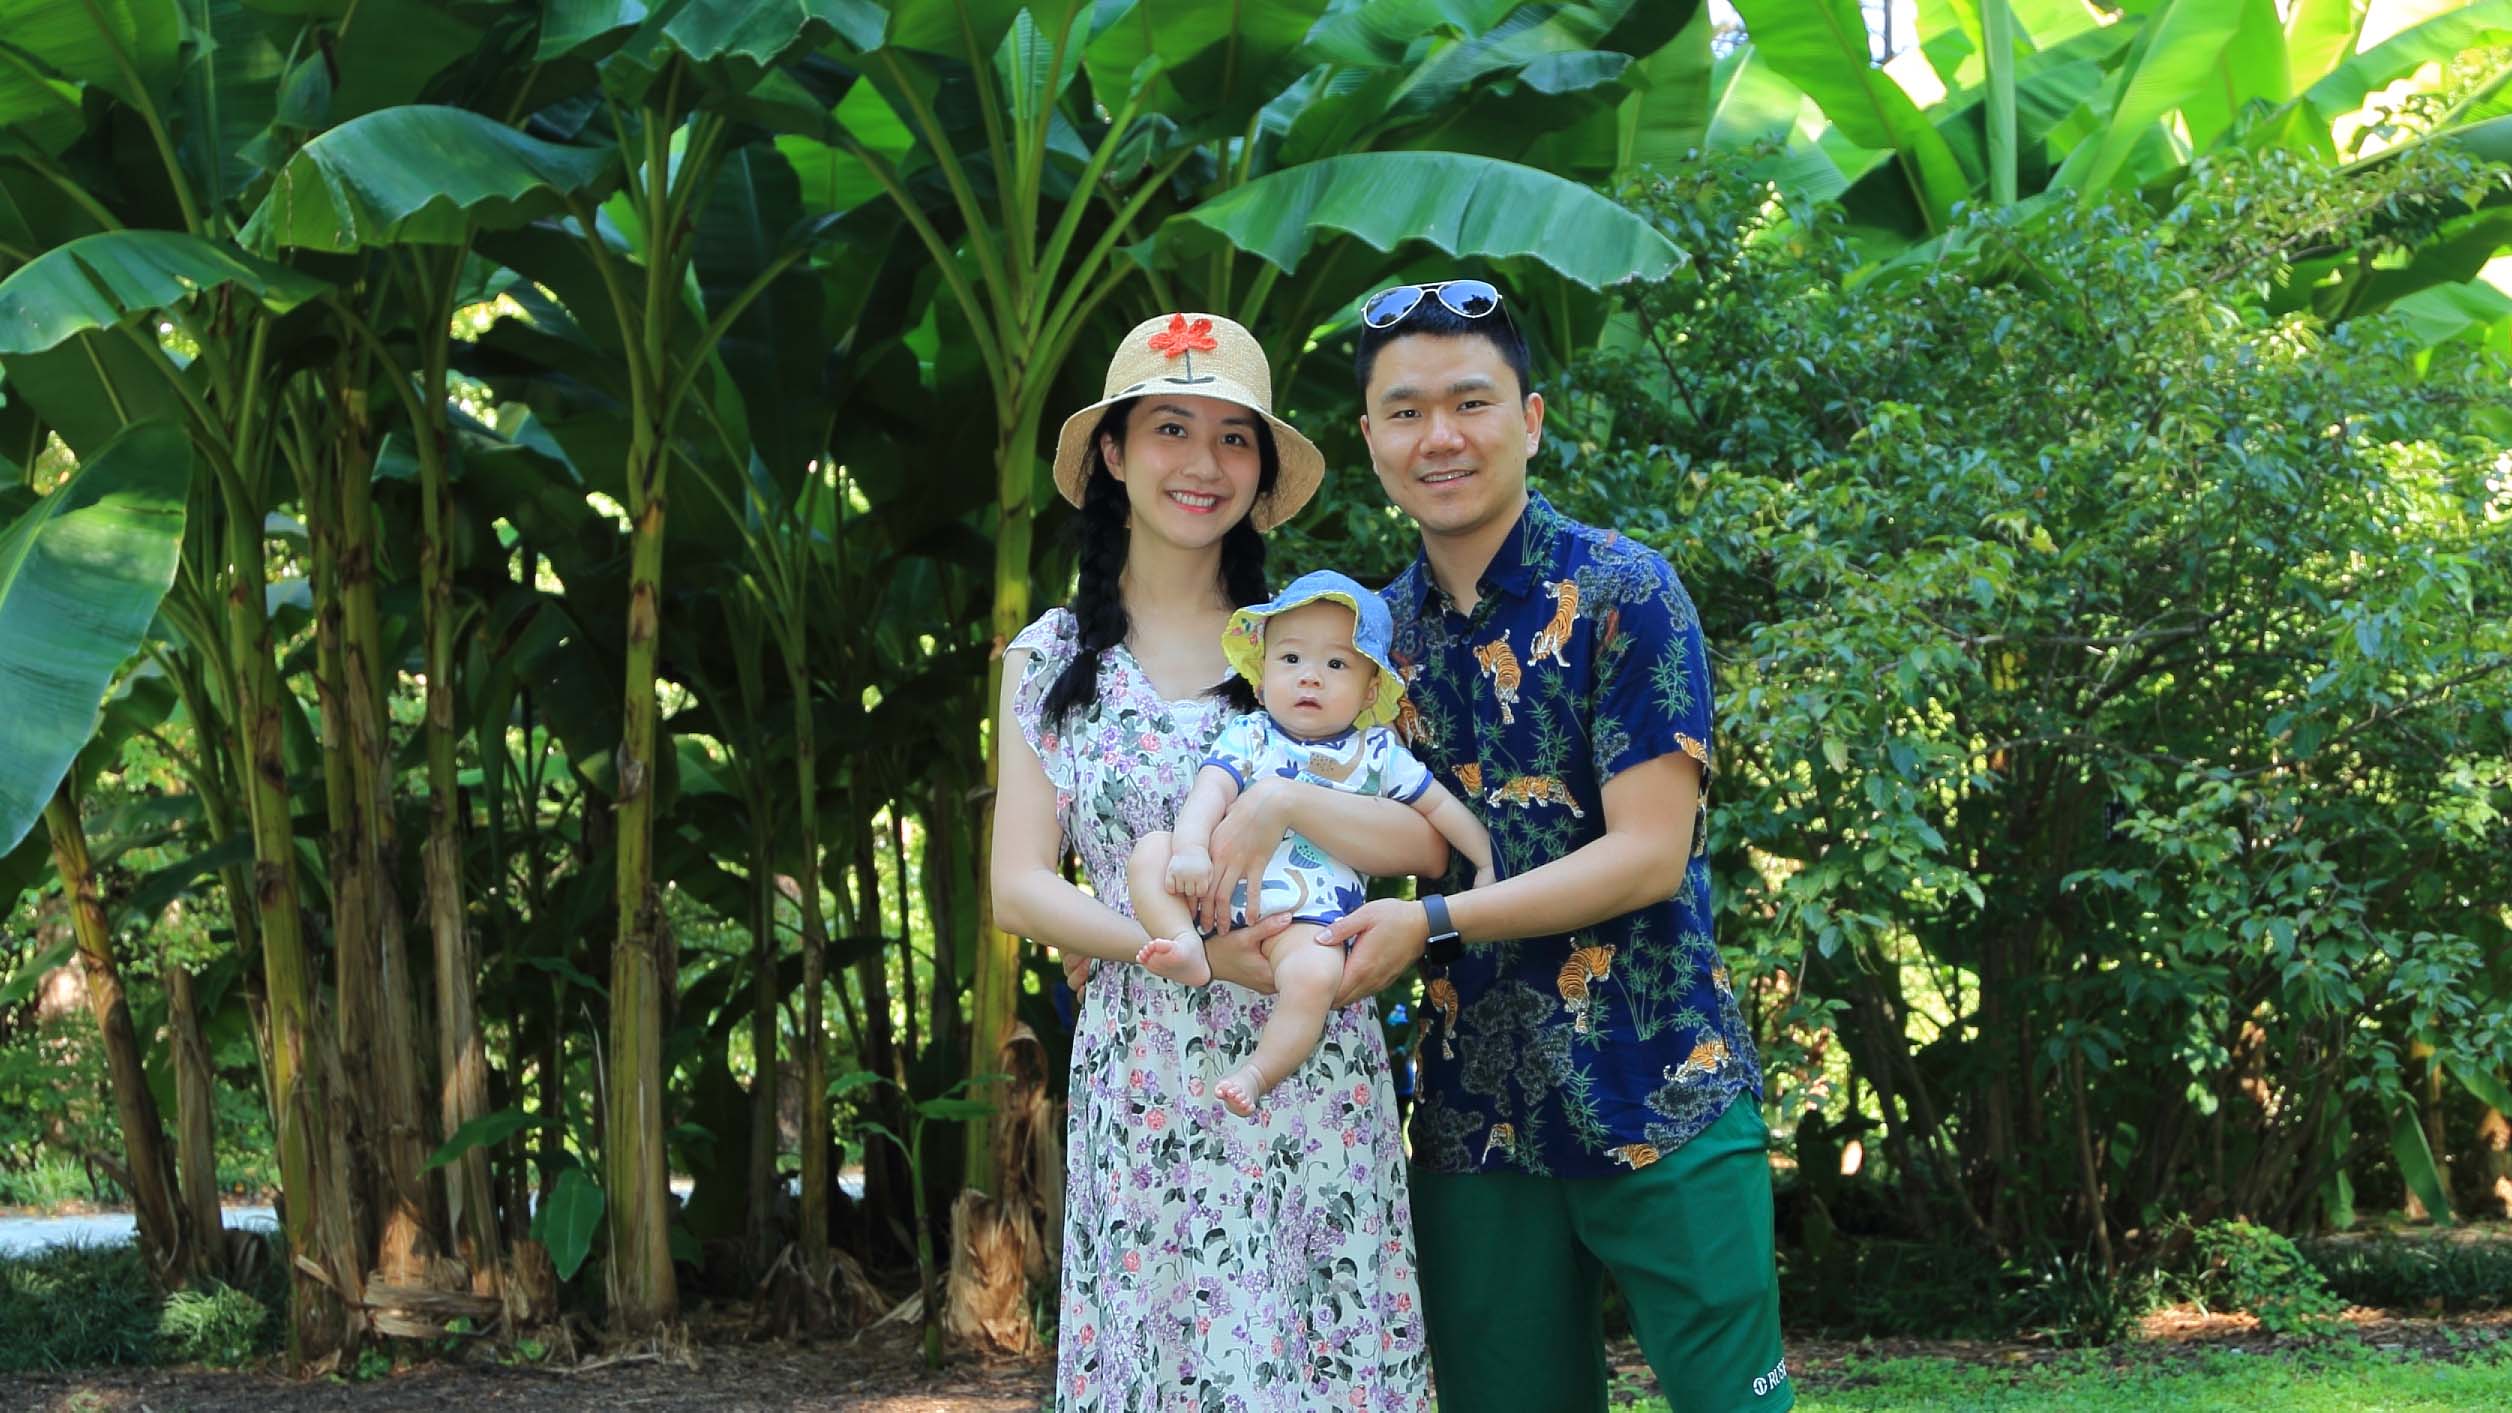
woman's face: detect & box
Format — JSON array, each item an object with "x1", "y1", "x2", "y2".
[{"x1": 1101, "y1": 394, "x2": 1266, "y2": 548}]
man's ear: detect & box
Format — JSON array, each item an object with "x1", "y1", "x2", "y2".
[{"x1": 1521, "y1": 392, "x2": 1546, "y2": 457}]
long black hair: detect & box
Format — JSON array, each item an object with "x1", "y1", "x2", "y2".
[{"x1": 1040, "y1": 399, "x2": 1278, "y2": 726}]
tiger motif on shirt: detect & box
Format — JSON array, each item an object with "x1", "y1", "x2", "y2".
[
  {"x1": 1556, "y1": 945, "x2": 1615, "y2": 1035},
  {"x1": 1487, "y1": 774, "x2": 1584, "y2": 818},
  {"x1": 1426, "y1": 977, "x2": 1461, "y2": 1061},
  {"x1": 1453, "y1": 762, "x2": 1482, "y2": 797},
  {"x1": 1472, "y1": 637, "x2": 1521, "y2": 725},
  {"x1": 1481, "y1": 1122, "x2": 1517, "y2": 1165},
  {"x1": 1609, "y1": 1143, "x2": 1660, "y2": 1171},
  {"x1": 1529, "y1": 578, "x2": 1579, "y2": 668},
  {"x1": 1393, "y1": 657, "x2": 1425, "y2": 746},
  {"x1": 1663, "y1": 1036, "x2": 1730, "y2": 1085}
]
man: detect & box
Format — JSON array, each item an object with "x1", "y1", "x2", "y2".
[{"x1": 1322, "y1": 280, "x2": 1790, "y2": 1412}]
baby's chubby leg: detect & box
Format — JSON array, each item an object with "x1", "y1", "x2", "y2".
[
  {"x1": 1126, "y1": 832, "x2": 1211, "y2": 986},
  {"x1": 1217, "y1": 923, "x2": 1340, "y2": 1118}
]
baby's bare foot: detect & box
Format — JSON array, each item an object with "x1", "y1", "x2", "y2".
[
  {"x1": 1216, "y1": 1061, "x2": 1268, "y2": 1118},
  {"x1": 1137, "y1": 934, "x2": 1212, "y2": 987}
]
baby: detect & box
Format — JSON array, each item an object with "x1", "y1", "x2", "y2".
[{"x1": 1126, "y1": 570, "x2": 1494, "y2": 1117}]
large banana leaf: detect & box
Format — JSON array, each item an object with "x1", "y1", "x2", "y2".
[
  {"x1": 2301, "y1": 0, "x2": 2512, "y2": 124},
  {"x1": 2048, "y1": 0, "x2": 2249, "y2": 201},
  {"x1": 0, "y1": 420, "x2": 188, "y2": 853},
  {"x1": 1304, "y1": 0, "x2": 1526, "y2": 65},
  {"x1": 880, "y1": 0, "x2": 1088, "y2": 63},
  {"x1": 180, "y1": 0, "x2": 294, "y2": 216},
  {"x1": 1160, "y1": 150, "x2": 1683, "y2": 287},
  {"x1": 2175, "y1": 0, "x2": 2293, "y2": 153},
  {"x1": 2284, "y1": 0, "x2": 2369, "y2": 86},
  {"x1": 327, "y1": 0, "x2": 487, "y2": 122},
  {"x1": 239, "y1": 105, "x2": 620, "y2": 253},
  {"x1": 0, "y1": 0, "x2": 183, "y2": 112},
  {"x1": 1617, "y1": 2, "x2": 1716, "y2": 180},
  {"x1": 1730, "y1": 0, "x2": 1975, "y2": 232},
  {"x1": 0, "y1": 230, "x2": 327, "y2": 358},
  {"x1": 1083, "y1": 0, "x2": 1330, "y2": 131}
]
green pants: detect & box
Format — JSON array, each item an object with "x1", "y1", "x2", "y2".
[{"x1": 1412, "y1": 1098, "x2": 1792, "y2": 1413}]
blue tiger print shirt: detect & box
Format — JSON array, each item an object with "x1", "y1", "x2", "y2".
[{"x1": 1382, "y1": 493, "x2": 1761, "y2": 1178}]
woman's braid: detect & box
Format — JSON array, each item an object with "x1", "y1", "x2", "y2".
[{"x1": 1042, "y1": 413, "x2": 1133, "y2": 726}]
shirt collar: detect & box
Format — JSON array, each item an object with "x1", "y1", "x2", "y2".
[{"x1": 1401, "y1": 491, "x2": 1554, "y2": 614}]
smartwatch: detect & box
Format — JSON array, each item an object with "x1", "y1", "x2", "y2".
[{"x1": 1421, "y1": 894, "x2": 1462, "y2": 966}]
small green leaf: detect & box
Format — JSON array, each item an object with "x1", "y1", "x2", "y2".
[
  {"x1": 2387, "y1": 1101, "x2": 2454, "y2": 1226},
  {"x1": 2444, "y1": 1058, "x2": 2512, "y2": 1118},
  {"x1": 425, "y1": 1106, "x2": 550, "y2": 1172},
  {"x1": 827, "y1": 1069, "x2": 887, "y2": 1098},
  {"x1": 531, "y1": 1166, "x2": 606, "y2": 1279}
]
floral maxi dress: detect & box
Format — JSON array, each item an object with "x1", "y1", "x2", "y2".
[{"x1": 1011, "y1": 609, "x2": 1430, "y2": 1413}]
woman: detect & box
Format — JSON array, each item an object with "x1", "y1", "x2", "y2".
[{"x1": 993, "y1": 313, "x2": 1445, "y2": 1412}]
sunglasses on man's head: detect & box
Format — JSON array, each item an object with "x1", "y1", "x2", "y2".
[{"x1": 1360, "y1": 279, "x2": 1506, "y2": 329}]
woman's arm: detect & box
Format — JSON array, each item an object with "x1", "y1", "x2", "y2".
[
  {"x1": 991, "y1": 654, "x2": 1294, "y2": 982},
  {"x1": 989, "y1": 652, "x2": 1155, "y2": 965},
  {"x1": 1195, "y1": 775, "x2": 1450, "y2": 930}
]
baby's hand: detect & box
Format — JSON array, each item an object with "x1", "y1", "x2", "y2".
[
  {"x1": 1166, "y1": 846, "x2": 1213, "y2": 896},
  {"x1": 1472, "y1": 863, "x2": 1497, "y2": 891}
]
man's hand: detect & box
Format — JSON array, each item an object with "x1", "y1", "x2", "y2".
[
  {"x1": 1320, "y1": 898, "x2": 1430, "y2": 1008},
  {"x1": 1200, "y1": 777, "x2": 1291, "y2": 931},
  {"x1": 1165, "y1": 845, "x2": 1213, "y2": 898},
  {"x1": 1062, "y1": 952, "x2": 1091, "y2": 996},
  {"x1": 1204, "y1": 912, "x2": 1291, "y2": 993}
]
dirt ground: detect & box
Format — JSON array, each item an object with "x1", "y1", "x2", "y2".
[{"x1": 9, "y1": 1305, "x2": 2509, "y2": 1412}]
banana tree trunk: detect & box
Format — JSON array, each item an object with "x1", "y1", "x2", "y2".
[
  {"x1": 417, "y1": 341, "x2": 503, "y2": 1286},
  {"x1": 222, "y1": 484, "x2": 354, "y2": 1362},
  {"x1": 43, "y1": 782, "x2": 196, "y2": 1288},
  {"x1": 786, "y1": 654, "x2": 832, "y2": 1284},
  {"x1": 607, "y1": 419, "x2": 676, "y2": 1331},
  {"x1": 328, "y1": 377, "x2": 437, "y2": 1282},
  {"x1": 297, "y1": 407, "x2": 399, "y2": 1275},
  {"x1": 966, "y1": 401, "x2": 1043, "y2": 1189},
  {"x1": 747, "y1": 784, "x2": 782, "y2": 1274},
  {"x1": 164, "y1": 957, "x2": 226, "y2": 1280}
]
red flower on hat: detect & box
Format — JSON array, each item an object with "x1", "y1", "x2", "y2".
[{"x1": 1148, "y1": 313, "x2": 1218, "y2": 358}]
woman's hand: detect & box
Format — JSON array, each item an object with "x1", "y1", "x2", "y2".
[
  {"x1": 1204, "y1": 912, "x2": 1292, "y2": 994},
  {"x1": 1199, "y1": 776, "x2": 1293, "y2": 931},
  {"x1": 1063, "y1": 952, "x2": 1092, "y2": 996}
]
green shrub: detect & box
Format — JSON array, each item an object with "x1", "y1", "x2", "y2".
[
  {"x1": 0, "y1": 1236, "x2": 287, "y2": 1371},
  {"x1": 157, "y1": 1281, "x2": 267, "y2": 1367},
  {"x1": 2302, "y1": 1231, "x2": 2512, "y2": 1312},
  {"x1": 0, "y1": 1150, "x2": 103, "y2": 1210},
  {"x1": 2192, "y1": 1219, "x2": 2344, "y2": 1335},
  {"x1": 0, "y1": 1243, "x2": 161, "y2": 1372}
]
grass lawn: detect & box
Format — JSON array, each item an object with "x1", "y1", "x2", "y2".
[{"x1": 1611, "y1": 1341, "x2": 2512, "y2": 1411}]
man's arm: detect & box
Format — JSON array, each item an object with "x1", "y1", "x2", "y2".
[{"x1": 1321, "y1": 751, "x2": 1700, "y2": 1005}]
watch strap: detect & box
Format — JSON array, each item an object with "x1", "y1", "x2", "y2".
[{"x1": 1421, "y1": 893, "x2": 1461, "y2": 966}]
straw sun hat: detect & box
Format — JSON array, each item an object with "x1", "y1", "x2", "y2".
[{"x1": 1051, "y1": 313, "x2": 1326, "y2": 533}]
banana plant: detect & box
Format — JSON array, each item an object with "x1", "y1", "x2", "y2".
[
  {"x1": 0, "y1": 420, "x2": 197, "y2": 1286},
  {"x1": 243, "y1": 96, "x2": 625, "y2": 1301},
  {"x1": 1720, "y1": 0, "x2": 2512, "y2": 332}
]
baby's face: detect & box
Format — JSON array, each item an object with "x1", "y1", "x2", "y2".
[{"x1": 1259, "y1": 600, "x2": 1377, "y2": 739}]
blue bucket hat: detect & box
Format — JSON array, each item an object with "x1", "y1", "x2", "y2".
[{"x1": 1221, "y1": 569, "x2": 1407, "y2": 729}]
